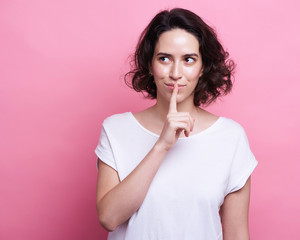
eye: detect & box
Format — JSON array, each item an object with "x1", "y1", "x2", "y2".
[
  {"x1": 185, "y1": 57, "x2": 195, "y2": 63},
  {"x1": 159, "y1": 56, "x2": 170, "y2": 62}
]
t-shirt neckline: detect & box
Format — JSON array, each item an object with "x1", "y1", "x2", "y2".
[{"x1": 127, "y1": 112, "x2": 224, "y2": 140}]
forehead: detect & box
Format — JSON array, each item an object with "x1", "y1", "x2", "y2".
[{"x1": 154, "y1": 28, "x2": 200, "y2": 54}]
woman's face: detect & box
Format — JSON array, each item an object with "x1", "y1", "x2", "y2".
[{"x1": 151, "y1": 28, "x2": 203, "y2": 105}]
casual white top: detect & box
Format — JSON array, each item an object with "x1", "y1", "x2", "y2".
[{"x1": 95, "y1": 112, "x2": 258, "y2": 240}]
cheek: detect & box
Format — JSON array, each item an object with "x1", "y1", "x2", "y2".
[
  {"x1": 186, "y1": 69, "x2": 200, "y2": 81},
  {"x1": 185, "y1": 67, "x2": 202, "y2": 81},
  {"x1": 152, "y1": 64, "x2": 169, "y2": 78}
]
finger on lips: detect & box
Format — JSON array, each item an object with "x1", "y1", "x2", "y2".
[
  {"x1": 168, "y1": 83, "x2": 195, "y2": 137},
  {"x1": 169, "y1": 83, "x2": 178, "y2": 113}
]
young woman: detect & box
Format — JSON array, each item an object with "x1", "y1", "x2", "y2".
[{"x1": 95, "y1": 8, "x2": 258, "y2": 240}]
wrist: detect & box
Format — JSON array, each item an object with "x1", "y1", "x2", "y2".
[{"x1": 153, "y1": 140, "x2": 170, "y2": 153}]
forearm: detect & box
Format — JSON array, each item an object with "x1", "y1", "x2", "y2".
[
  {"x1": 223, "y1": 230, "x2": 249, "y2": 240},
  {"x1": 97, "y1": 142, "x2": 167, "y2": 231}
]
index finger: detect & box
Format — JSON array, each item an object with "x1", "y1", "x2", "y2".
[{"x1": 169, "y1": 83, "x2": 178, "y2": 113}]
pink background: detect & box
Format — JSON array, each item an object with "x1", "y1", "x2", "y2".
[{"x1": 1, "y1": 0, "x2": 299, "y2": 239}]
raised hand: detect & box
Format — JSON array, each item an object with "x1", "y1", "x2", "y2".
[{"x1": 156, "y1": 83, "x2": 195, "y2": 151}]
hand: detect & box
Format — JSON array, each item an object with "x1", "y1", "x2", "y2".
[{"x1": 156, "y1": 83, "x2": 195, "y2": 151}]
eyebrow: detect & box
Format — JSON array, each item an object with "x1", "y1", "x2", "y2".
[{"x1": 156, "y1": 52, "x2": 199, "y2": 58}]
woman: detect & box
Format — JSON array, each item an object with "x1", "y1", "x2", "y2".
[{"x1": 95, "y1": 8, "x2": 258, "y2": 240}]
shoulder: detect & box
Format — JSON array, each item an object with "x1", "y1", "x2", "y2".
[
  {"x1": 100, "y1": 112, "x2": 136, "y2": 139},
  {"x1": 102, "y1": 112, "x2": 132, "y2": 127},
  {"x1": 102, "y1": 112, "x2": 137, "y2": 135},
  {"x1": 219, "y1": 117, "x2": 248, "y2": 137},
  {"x1": 101, "y1": 112, "x2": 135, "y2": 134},
  {"x1": 221, "y1": 117, "x2": 244, "y2": 130}
]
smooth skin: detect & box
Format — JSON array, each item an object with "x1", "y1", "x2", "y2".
[{"x1": 96, "y1": 29, "x2": 251, "y2": 239}]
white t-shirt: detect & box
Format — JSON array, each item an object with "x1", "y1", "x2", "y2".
[{"x1": 95, "y1": 112, "x2": 258, "y2": 240}]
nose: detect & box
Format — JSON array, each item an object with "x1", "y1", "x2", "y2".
[{"x1": 169, "y1": 61, "x2": 183, "y2": 80}]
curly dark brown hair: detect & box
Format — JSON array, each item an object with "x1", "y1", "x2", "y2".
[{"x1": 125, "y1": 8, "x2": 235, "y2": 106}]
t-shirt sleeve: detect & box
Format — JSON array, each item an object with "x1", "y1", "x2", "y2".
[
  {"x1": 95, "y1": 125, "x2": 117, "y2": 172},
  {"x1": 225, "y1": 128, "x2": 258, "y2": 195}
]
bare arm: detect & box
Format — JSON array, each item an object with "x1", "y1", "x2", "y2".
[
  {"x1": 220, "y1": 176, "x2": 251, "y2": 240},
  {"x1": 96, "y1": 144, "x2": 168, "y2": 231},
  {"x1": 96, "y1": 84, "x2": 194, "y2": 231}
]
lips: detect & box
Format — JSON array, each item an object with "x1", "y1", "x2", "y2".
[{"x1": 165, "y1": 83, "x2": 186, "y2": 90}]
